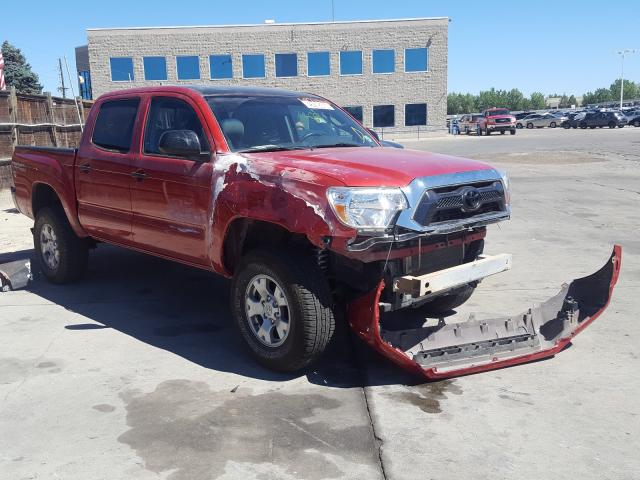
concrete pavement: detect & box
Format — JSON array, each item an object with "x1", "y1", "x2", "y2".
[{"x1": 1, "y1": 127, "x2": 639, "y2": 479}]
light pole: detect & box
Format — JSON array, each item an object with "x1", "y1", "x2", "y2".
[{"x1": 616, "y1": 49, "x2": 636, "y2": 109}]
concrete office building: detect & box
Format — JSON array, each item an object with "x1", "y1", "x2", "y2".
[{"x1": 78, "y1": 17, "x2": 449, "y2": 134}]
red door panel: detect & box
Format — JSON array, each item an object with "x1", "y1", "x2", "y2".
[{"x1": 130, "y1": 95, "x2": 214, "y2": 266}]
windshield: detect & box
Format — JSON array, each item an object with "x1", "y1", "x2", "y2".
[
  {"x1": 488, "y1": 109, "x2": 510, "y2": 116},
  {"x1": 206, "y1": 95, "x2": 378, "y2": 152}
]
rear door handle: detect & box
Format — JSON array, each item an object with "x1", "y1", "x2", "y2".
[
  {"x1": 79, "y1": 163, "x2": 91, "y2": 173},
  {"x1": 131, "y1": 170, "x2": 148, "y2": 181}
]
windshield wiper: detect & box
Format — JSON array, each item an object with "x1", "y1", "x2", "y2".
[
  {"x1": 312, "y1": 143, "x2": 364, "y2": 149},
  {"x1": 238, "y1": 145, "x2": 307, "y2": 153}
]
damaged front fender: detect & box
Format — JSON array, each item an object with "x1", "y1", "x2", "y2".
[{"x1": 347, "y1": 246, "x2": 622, "y2": 379}]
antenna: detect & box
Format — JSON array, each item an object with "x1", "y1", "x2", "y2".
[
  {"x1": 57, "y1": 58, "x2": 68, "y2": 99},
  {"x1": 63, "y1": 55, "x2": 83, "y2": 132},
  {"x1": 331, "y1": 0, "x2": 335, "y2": 22}
]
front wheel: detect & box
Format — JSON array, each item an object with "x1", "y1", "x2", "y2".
[
  {"x1": 510, "y1": 129, "x2": 516, "y2": 135},
  {"x1": 526, "y1": 123, "x2": 534, "y2": 129},
  {"x1": 550, "y1": 122, "x2": 556, "y2": 128},
  {"x1": 608, "y1": 121, "x2": 616, "y2": 129},
  {"x1": 230, "y1": 248, "x2": 335, "y2": 372},
  {"x1": 34, "y1": 206, "x2": 88, "y2": 283}
]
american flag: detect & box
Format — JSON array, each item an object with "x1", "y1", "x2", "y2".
[{"x1": 0, "y1": 49, "x2": 5, "y2": 90}]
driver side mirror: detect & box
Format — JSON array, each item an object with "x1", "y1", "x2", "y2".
[{"x1": 158, "y1": 130, "x2": 205, "y2": 160}]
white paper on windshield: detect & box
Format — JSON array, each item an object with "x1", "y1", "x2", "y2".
[{"x1": 299, "y1": 98, "x2": 334, "y2": 110}]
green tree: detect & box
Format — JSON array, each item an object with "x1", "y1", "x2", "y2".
[
  {"x1": 529, "y1": 92, "x2": 546, "y2": 110},
  {"x1": 582, "y1": 88, "x2": 613, "y2": 106},
  {"x1": 506, "y1": 88, "x2": 527, "y2": 111},
  {"x1": 609, "y1": 79, "x2": 638, "y2": 102},
  {"x1": 568, "y1": 95, "x2": 578, "y2": 107},
  {"x1": 558, "y1": 94, "x2": 570, "y2": 108},
  {"x1": 1, "y1": 41, "x2": 43, "y2": 94}
]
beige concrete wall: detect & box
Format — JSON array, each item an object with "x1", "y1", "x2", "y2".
[{"x1": 87, "y1": 18, "x2": 448, "y2": 132}]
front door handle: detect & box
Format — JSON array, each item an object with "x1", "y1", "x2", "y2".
[
  {"x1": 131, "y1": 170, "x2": 148, "y2": 181},
  {"x1": 79, "y1": 163, "x2": 91, "y2": 173}
]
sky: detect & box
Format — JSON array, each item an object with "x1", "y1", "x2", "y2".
[{"x1": 4, "y1": 0, "x2": 639, "y2": 97}]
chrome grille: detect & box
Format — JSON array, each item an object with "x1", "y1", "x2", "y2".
[{"x1": 413, "y1": 181, "x2": 506, "y2": 227}]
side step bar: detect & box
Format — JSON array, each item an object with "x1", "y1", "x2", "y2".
[{"x1": 347, "y1": 246, "x2": 622, "y2": 379}]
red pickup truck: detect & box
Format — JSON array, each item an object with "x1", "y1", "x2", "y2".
[
  {"x1": 10, "y1": 86, "x2": 620, "y2": 379},
  {"x1": 477, "y1": 108, "x2": 517, "y2": 136}
]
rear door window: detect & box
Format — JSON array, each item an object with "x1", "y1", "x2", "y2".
[{"x1": 92, "y1": 99, "x2": 140, "y2": 152}]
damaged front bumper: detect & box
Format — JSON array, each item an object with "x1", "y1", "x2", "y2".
[{"x1": 347, "y1": 246, "x2": 622, "y2": 379}]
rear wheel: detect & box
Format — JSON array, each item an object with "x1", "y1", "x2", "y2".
[
  {"x1": 550, "y1": 122, "x2": 557, "y2": 128},
  {"x1": 526, "y1": 122, "x2": 534, "y2": 129},
  {"x1": 230, "y1": 248, "x2": 335, "y2": 372},
  {"x1": 634, "y1": 120, "x2": 640, "y2": 127},
  {"x1": 34, "y1": 206, "x2": 88, "y2": 283},
  {"x1": 516, "y1": 123, "x2": 523, "y2": 129},
  {"x1": 510, "y1": 129, "x2": 516, "y2": 135},
  {"x1": 418, "y1": 285, "x2": 476, "y2": 317},
  {"x1": 608, "y1": 121, "x2": 616, "y2": 128}
]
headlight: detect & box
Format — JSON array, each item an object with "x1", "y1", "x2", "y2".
[
  {"x1": 327, "y1": 187, "x2": 408, "y2": 232},
  {"x1": 498, "y1": 169, "x2": 511, "y2": 206}
]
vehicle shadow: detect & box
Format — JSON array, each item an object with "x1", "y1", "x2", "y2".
[{"x1": 15, "y1": 243, "x2": 413, "y2": 388}]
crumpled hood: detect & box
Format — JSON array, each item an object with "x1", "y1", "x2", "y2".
[{"x1": 243, "y1": 147, "x2": 494, "y2": 187}]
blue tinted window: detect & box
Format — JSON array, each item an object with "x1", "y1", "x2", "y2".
[
  {"x1": 110, "y1": 57, "x2": 134, "y2": 82},
  {"x1": 275, "y1": 53, "x2": 298, "y2": 77},
  {"x1": 373, "y1": 105, "x2": 395, "y2": 127},
  {"x1": 176, "y1": 56, "x2": 200, "y2": 80},
  {"x1": 405, "y1": 103, "x2": 427, "y2": 126},
  {"x1": 143, "y1": 57, "x2": 167, "y2": 81},
  {"x1": 405, "y1": 48, "x2": 428, "y2": 72},
  {"x1": 340, "y1": 51, "x2": 362, "y2": 75},
  {"x1": 372, "y1": 49, "x2": 395, "y2": 74},
  {"x1": 307, "y1": 52, "x2": 330, "y2": 76},
  {"x1": 343, "y1": 106, "x2": 363, "y2": 123},
  {"x1": 210, "y1": 54, "x2": 233, "y2": 79},
  {"x1": 242, "y1": 54, "x2": 265, "y2": 78}
]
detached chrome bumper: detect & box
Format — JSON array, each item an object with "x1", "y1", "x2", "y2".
[
  {"x1": 394, "y1": 253, "x2": 512, "y2": 298},
  {"x1": 347, "y1": 246, "x2": 622, "y2": 379}
]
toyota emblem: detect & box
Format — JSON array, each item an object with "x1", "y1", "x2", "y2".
[{"x1": 461, "y1": 187, "x2": 482, "y2": 211}]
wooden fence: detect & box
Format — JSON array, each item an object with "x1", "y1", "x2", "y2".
[{"x1": 0, "y1": 87, "x2": 93, "y2": 161}]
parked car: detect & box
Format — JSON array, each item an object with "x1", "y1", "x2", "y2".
[
  {"x1": 477, "y1": 108, "x2": 516, "y2": 135},
  {"x1": 11, "y1": 85, "x2": 619, "y2": 379},
  {"x1": 458, "y1": 113, "x2": 483, "y2": 134},
  {"x1": 516, "y1": 113, "x2": 566, "y2": 129},
  {"x1": 562, "y1": 112, "x2": 586, "y2": 128},
  {"x1": 514, "y1": 111, "x2": 534, "y2": 120},
  {"x1": 627, "y1": 113, "x2": 640, "y2": 127},
  {"x1": 578, "y1": 111, "x2": 627, "y2": 129}
]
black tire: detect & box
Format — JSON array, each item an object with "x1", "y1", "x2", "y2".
[
  {"x1": 580, "y1": 123, "x2": 587, "y2": 129},
  {"x1": 618, "y1": 125, "x2": 624, "y2": 128},
  {"x1": 516, "y1": 123, "x2": 523, "y2": 129},
  {"x1": 33, "y1": 206, "x2": 88, "y2": 284},
  {"x1": 550, "y1": 122, "x2": 556, "y2": 128},
  {"x1": 500, "y1": 130, "x2": 505, "y2": 135},
  {"x1": 230, "y1": 248, "x2": 335, "y2": 372},
  {"x1": 419, "y1": 285, "x2": 476, "y2": 317},
  {"x1": 510, "y1": 129, "x2": 516, "y2": 135},
  {"x1": 526, "y1": 122, "x2": 534, "y2": 129},
  {"x1": 634, "y1": 120, "x2": 640, "y2": 127},
  {"x1": 608, "y1": 121, "x2": 616, "y2": 129}
]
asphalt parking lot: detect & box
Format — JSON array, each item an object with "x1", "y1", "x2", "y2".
[{"x1": 1, "y1": 127, "x2": 639, "y2": 480}]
